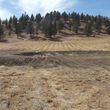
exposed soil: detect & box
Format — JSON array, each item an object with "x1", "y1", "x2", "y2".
[
  {"x1": 0, "y1": 51, "x2": 110, "y2": 110},
  {"x1": 0, "y1": 51, "x2": 110, "y2": 68}
]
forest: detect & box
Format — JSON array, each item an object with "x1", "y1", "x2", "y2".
[{"x1": 0, "y1": 11, "x2": 110, "y2": 41}]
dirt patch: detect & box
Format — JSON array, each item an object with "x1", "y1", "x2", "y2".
[{"x1": 0, "y1": 51, "x2": 109, "y2": 68}]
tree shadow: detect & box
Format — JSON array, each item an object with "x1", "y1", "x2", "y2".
[
  {"x1": 0, "y1": 39, "x2": 8, "y2": 43},
  {"x1": 60, "y1": 31, "x2": 73, "y2": 36},
  {"x1": 48, "y1": 35, "x2": 63, "y2": 42}
]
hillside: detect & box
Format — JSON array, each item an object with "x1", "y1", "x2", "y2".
[{"x1": 0, "y1": 11, "x2": 110, "y2": 42}]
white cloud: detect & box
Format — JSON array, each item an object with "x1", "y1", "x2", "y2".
[
  {"x1": 0, "y1": 0, "x2": 12, "y2": 19},
  {"x1": 0, "y1": 0, "x2": 78, "y2": 19},
  {"x1": 0, "y1": 9, "x2": 12, "y2": 19},
  {"x1": 18, "y1": 0, "x2": 78, "y2": 15}
]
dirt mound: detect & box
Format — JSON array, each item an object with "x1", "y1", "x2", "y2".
[{"x1": 0, "y1": 51, "x2": 110, "y2": 68}]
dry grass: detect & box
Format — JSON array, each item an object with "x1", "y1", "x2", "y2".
[
  {"x1": 0, "y1": 65, "x2": 110, "y2": 110},
  {"x1": 0, "y1": 35, "x2": 110, "y2": 51}
]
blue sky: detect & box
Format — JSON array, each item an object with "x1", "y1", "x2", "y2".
[
  {"x1": 72, "y1": 0, "x2": 110, "y2": 17},
  {"x1": 0, "y1": 0, "x2": 110, "y2": 19}
]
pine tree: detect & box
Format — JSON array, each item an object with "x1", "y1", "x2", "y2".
[
  {"x1": 27, "y1": 21, "x2": 34, "y2": 39},
  {"x1": 4, "y1": 19, "x2": 8, "y2": 29},
  {"x1": 51, "y1": 21, "x2": 57, "y2": 37},
  {"x1": 80, "y1": 13, "x2": 84, "y2": 21},
  {"x1": 15, "y1": 23, "x2": 22, "y2": 36},
  {"x1": 35, "y1": 13, "x2": 42, "y2": 23},
  {"x1": 19, "y1": 14, "x2": 29, "y2": 31},
  {"x1": 0, "y1": 24, "x2": 4, "y2": 41},
  {"x1": 45, "y1": 20, "x2": 53, "y2": 37},
  {"x1": 9, "y1": 17, "x2": 13, "y2": 25},
  {"x1": 54, "y1": 11, "x2": 61, "y2": 21},
  {"x1": 8, "y1": 23, "x2": 12, "y2": 36},
  {"x1": 30, "y1": 14, "x2": 34, "y2": 21},
  {"x1": 84, "y1": 22, "x2": 93, "y2": 36},
  {"x1": 8, "y1": 17, "x2": 13, "y2": 35},
  {"x1": 62, "y1": 12, "x2": 68, "y2": 21},
  {"x1": 94, "y1": 19, "x2": 102, "y2": 34},
  {"x1": 71, "y1": 19, "x2": 79, "y2": 34},
  {"x1": 13, "y1": 15, "x2": 17, "y2": 27},
  {"x1": 56, "y1": 19, "x2": 64, "y2": 32},
  {"x1": 42, "y1": 15, "x2": 57, "y2": 38}
]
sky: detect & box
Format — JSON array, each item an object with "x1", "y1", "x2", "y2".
[{"x1": 0, "y1": 0, "x2": 110, "y2": 19}]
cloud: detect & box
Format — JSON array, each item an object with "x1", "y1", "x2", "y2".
[
  {"x1": 0, "y1": 0, "x2": 12, "y2": 19},
  {"x1": 0, "y1": 9, "x2": 12, "y2": 19},
  {"x1": 18, "y1": 0, "x2": 78, "y2": 15},
  {"x1": 0, "y1": 0, "x2": 78, "y2": 19}
]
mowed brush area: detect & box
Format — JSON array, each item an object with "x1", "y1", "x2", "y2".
[{"x1": 0, "y1": 34, "x2": 110, "y2": 51}]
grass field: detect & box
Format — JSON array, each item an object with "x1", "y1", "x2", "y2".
[{"x1": 0, "y1": 35, "x2": 110, "y2": 51}]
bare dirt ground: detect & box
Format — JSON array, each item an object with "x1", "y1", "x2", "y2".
[
  {"x1": 0, "y1": 51, "x2": 110, "y2": 110},
  {"x1": 0, "y1": 35, "x2": 110, "y2": 110}
]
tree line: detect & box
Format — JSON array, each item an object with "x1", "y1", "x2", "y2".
[{"x1": 0, "y1": 11, "x2": 110, "y2": 41}]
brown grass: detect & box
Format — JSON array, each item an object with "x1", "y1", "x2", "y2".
[
  {"x1": 0, "y1": 65, "x2": 110, "y2": 110},
  {"x1": 0, "y1": 35, "x2": 110, "y2": 52}
]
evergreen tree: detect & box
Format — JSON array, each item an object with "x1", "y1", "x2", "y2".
[
  {"x1": 35, "y1": 13, "x2": 42, "y2": 23},
  {"x1": 51, "y1": 21, "x2": 57, "y2": 37},
  {"x1": 19, "y1": 14, "x2": 29, "y2": 31},
  {"x1": 54, "y1": 11, "x2": 61, "y2": 21},
  {"x1": 56, "y1": 19, "x2": 64, "y2": 32},
  {"x1": 30, "y1": 14, "x2": 34, "y2": 21},
  {"x1": 80, "y1": 13, "x2": 84, "y2": 21},
  {"x1": 94, "y1": 19, "x2": 102, "y2": 34},
  {"x1": 8, "y1": 17, "x2": 13, "y2": 35},
  {"x1": 9, "y1": 17, "x2": 13, "y2": 25},
  {"x1": 8, "y1": 24, "x2": 11, "y2": 36},
  {"x1": 4, "y1": 19, "x2": 8, "y2": 29},
  {"x1": 27, "y1": 21, "x2": 34, "y2": 39},
  {"x1": 84, "y1": 22, "x2": 93, "y2": 36},
  {"x1": 12, "y1": 15, "x2": 17, "y2": 27},
  {"x1": 70, "y1": 12, "x2": 77, "y2": 19},
  {"x1": 0, "y1": 24, "x2": 4, "y2": 41},
  {"x1": 62, "y1": 12, "x2": 68, "y2": 21},
  {"x1": 42, "y1": 14, "x2": 57, "y2": 38},
  {"x1": 15, "y1": 23, "x2": 22, "y2": 36},
  {"x1": 71, "y1": 19, "x2": 79, "y2": 34}
]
